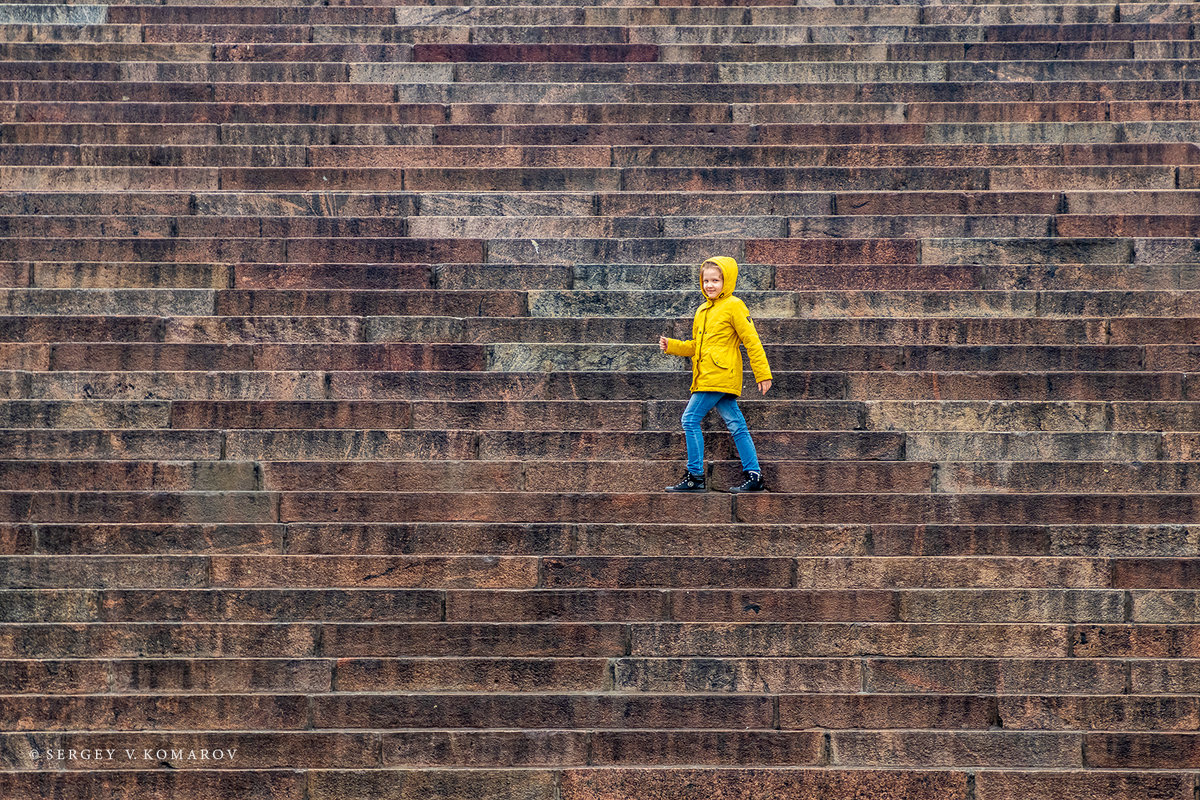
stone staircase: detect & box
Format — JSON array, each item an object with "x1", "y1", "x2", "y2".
[{"x1": 3, "y1": 0, "x2": 1200, "y2": 797}]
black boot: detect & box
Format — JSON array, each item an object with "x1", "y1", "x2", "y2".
[
  {"x1": 665, "y1": 472, "x2": 707, "y2": 493},
  {"x1": 729, "y1": 470, "x2": 765, "y2": 493}
]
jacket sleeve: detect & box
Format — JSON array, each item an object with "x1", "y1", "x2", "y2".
[
  {"x1": 732, "y1": 301, "x2": 772, "y2": 382},
  {"x1": 664, "y1": 338, "x2": 695, "y2": 358}
]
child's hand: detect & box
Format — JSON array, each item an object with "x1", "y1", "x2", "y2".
[
  {"x1": 758, "y1": 380, "x2": 772, "y2": 395},
  {"x1": 659, "y1": 336, "x2": 669, "y2": 352}
]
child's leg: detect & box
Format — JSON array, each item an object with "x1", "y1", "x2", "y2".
[
  {"x1": 714, "y1": 394, "x2": 761, "y2": 473},
  {"x1": 681, "y1": 391, "x2": 724, "y2": 475}
]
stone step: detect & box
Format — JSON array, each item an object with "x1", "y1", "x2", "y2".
[
  {"x1": 40, "y1": 343, "x2": 487, "y2": 371},
  {"x1": 13, "y1": 519, "x2": 1188, "y2": 557},
  {"x1": 15, "y1": 369, "x2": 1188, "y2": 402},
  {"x1": 0, "y1": 459, "x2": 259, "y2": 490},
  {"x1": 2, "y1": 190, "x2": 1198, "y2": 218},
  {"x1": 1, "y1": 620, "x2": 1184, "y2": 659},
  {"x1": 492, "y1": 343, "x2": 1148, "y2": 372},
  {"x1": 7, "y1": 121, "x2": 1200, "y2": 147}
]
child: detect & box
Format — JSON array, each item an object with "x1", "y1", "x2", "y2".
[{"x1": 658, "y1": 256, "x2": 772, "y2": 493}]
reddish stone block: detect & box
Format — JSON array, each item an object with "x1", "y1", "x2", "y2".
[
  {"x1": 543, "y1": 557, "x2": 792, "y2": 589},
  {"x1": 832, "y1": 731, "x2": 1081, "y2": 767},
  {"x1": 308, "y1": 769, "x2": 556, "y2": 800},
  {"x1": 322, "y1": 622, "x2": 625, "y2": 658},
  {"x1": 210, "y1": 555, "x2": 537, "y2": 589},
  {"x1": 335, "y1": 657, "x2": 608, "y2": 692},
  {"x1": 669, "y1": 590, "x2": 897, "y2": 622},
  {"x1": 0, "y1": 771, "x2": 304, "y2": 800},
  {"x1": 310, "y1": 145, "x2": 612, "y2": 169},
  {"x1": 589, "y1": 731, "x2": 824, "y2": 766},
  {"x1": 1114, "y1": 558, "x2": 1200, "y2": 589},
  {"x1": 234, "y1": 265, "x2": 432, "y2": 290},
  {"x1": 613, "y1": 657, "x2": 862, "y2": 693},
  {"x1": 1073, "y1": 625, "x2": 1200, "y2": 658},
  {"x1": 747, "y1": 238, "x2": 919, "y2": 265},
  {"x1": 446, "y1": 589, "x2": 667, "y2": 621},
  {"x1": 313, "y1": 693, "x2": 772, "y2": 730},
  {"x1": 414, "y1": 44, "x2": 659, "y2": 62},
  {"x1": 866, "y1": 658, "x2": 1127, "y2": 695},
  {"x1": 975, "y1": 771, "x2": 1194, "y2": 800},
  {"x1": 1085, "y1": 733, "x2": 1200, "y2": 768},
  {"x1": 781, "y1": 693, "x2": 995, "y2": 730},
  {"x1": 0, "y1": 622, "x2": 318, "y2": 658},
  {"x1": 383, "y1": 730, "x2": 588, "y2": 767},
  {"x1": 0, "y1": 658, "x2": 108, "y2": 693},
  {"x1": 559, "y1": 769, "x2": 969, "y2": 800},
  {"x1": 109, "y1": 658, "x2": 330, "y2": 693},
  {"x1": 214, "y1": 289, "x2": 521, "y2": 317},
  {"x1": 0, "y1": 693, "x2": 308, "y2": 731},
  {"x1": 1000, "y1": 695, "x2": 1200, "y2": 731}
]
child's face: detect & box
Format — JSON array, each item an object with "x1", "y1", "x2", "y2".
[{"x1": 701, "y1": 266, "x2": 724, "y2": 299}]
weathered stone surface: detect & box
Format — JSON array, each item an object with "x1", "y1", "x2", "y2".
[
  {"x1": 831, "y1": 731, "x2": 1081, "y2": 767},
  {"x1": 898, "y1": 589, "x2": 1124, "y2": 623},
  {"x1": 1001, "y1": 695, "x2": 1200, "y2": 731},
  {"x1": 559, "y1": 768, "x2": 969, "y2": 800},
  {"x1": 542, "y1": 557, "x2": 792, "y2": 588},
  {"x1": 974, "y1": 771, "x2": 1195, "y2": 800},
  {"x1": 0, "y1": 622, "x2": 318, "y2": 658},
  {"x1": 322, "y1": 623, "x2": 625, "y2": 658},
  {"x1": 336, "y1": 658, "x2": 608, "y2": 692},
  {"x1": 108, "y1": 658, "x2": 330, "y2": 693},
  {"x1": 781, "y1": 693, "x2": 995, "y2": 730},
  {"x1": 1084, "y1": 733, "x2": 1200, "y2": 768},
  {"x1": 211, "y1": 556, "x2": 537, "y2": 589},
  {"x1": 865, "y1": 658, "x2": 1127, "y2": 695},
  {"x1": 0, "y1": 771, "x2": 305, "y2": 800},
  {"x1": 613, "y1": 657, "x2": 863, "y2": 693},
  {"x1": 631, "y1": 623, "x2": 1069, "y2": 658},
  {"x1": 308, "y1": 770, "x2": 556, "y2": 800}
]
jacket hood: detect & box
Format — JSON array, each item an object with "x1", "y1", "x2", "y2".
[{"x1": 700, "y1": 256, "x2": 738, "y2": 303}]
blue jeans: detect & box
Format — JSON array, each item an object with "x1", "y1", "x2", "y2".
[{"x1": 681, "y1": 391, "x2": 760, "y2": 476}]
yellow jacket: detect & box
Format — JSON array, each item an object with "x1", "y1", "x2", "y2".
[{"x1": 664, "y1": 256, "x2": 773, "y2": 396}]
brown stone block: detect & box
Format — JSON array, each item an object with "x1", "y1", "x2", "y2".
[
  {"x1": 0, "y1": 430, "x2": 225, "y2": 460},
  {"x1": 110, "y1": 658, "x2": 330, "y2": 693},
  {"x1": 217, "y1": 167, "x2": 403, "y2": 191},
  {"x1": 308, "y1": 769, "x2": 556, "y2": 800},
  {"x1": 280, "y1": 491, "x2": 732, "y2": 524},
  {"x1": 1165, "y1": 434, "x2": 1200, "y2": 459},
  {"x1": 591, "y1": 731, "x2": 824, "y2": 766},
  {"x1": 794, "y1": 557, "x2": 1109, "y2": 589},
  {"x1": 413, "y1": 401, "x2": 644, "y2": 432},
  {"x1": 51, "y1": 344, "x2": 253, "y2": 371},
  {"x1": 0, "y1": 693, "x2": 308, "y2": 731},
  {"x1": 631, "y1": 623, "x2": 1069, "y2": 658},
  {"x1": 312, "y1": 145, "x2": 612, "y2": 169},
  {"x1": 613, "y1": 657, "x2": 862, "y2": 693},
  {"x1": 899, "y1": 589, "x2": 1124, "y2": 623},
  {"x1": 89, "y1": 588, "x2": 442, "y2": 622},
  {"x1": 559, "y1": 768, "x2": 969, "y2": 800},
  {"x1": 1, "y1": 555, "x2": 207, "y2": 589},
  {"x1": 35, "y1": 523, "x2": 282, "y2": 555},
  {"x1": 846, "y1": 370, "x2": 1184, "y2": 401},
  {"x1": 215, "y1": 43, "x2": 411, "y2": 62},
  {"x1": 834, "y1": 191, "x2": 1060, "y2": 216},
  {"x1": 543, "y1": 557, "x2": 792, "y2": 589},
  {"x1": 1057, "y1": 214, "x2": 1200, "y2": 238},
  {"x1": 0, "y1": 771, "x2": 304, "y2": 800},
  {"x1": 0, "y1": 315, "x2": 167, "y2": 343},
  {"x1": 172, "y1": 401, "x2": 414, "y2": 430},
  {"x1": 1131, "y1": 660, "x2": 1200, "y2": 693},
  {"x1": 1001, "y1": 695, "x2": 1200, "y2": 731},
  {"x1": 285, "y1": 522, "x2": 572, "y2": 556},
  {"x1": 227, "y1": 431, "x2": 477, "y2": 462},
  {"x1": 2, "y1": 491, "x2": 277, "y2": 524},
  {"x1": 0, "y1": 589, "x2": 98, "y2": 622},
  {"x1": 1073, "y1": 625, "x2": 1200, "y2": 658},
  {"x1": 0, "y1": 524, "x2": 33, "y2": 554},
  {"x1": 0, "y1": 461, "x2": 253, "y2": 492},
  {"x1": 314, "y1": 693, "x2": 772, "y2": 729},
  {"x1": 447, "y1": 589, "x2": 666, "y2": 621},
  {"x1": 669, "y1": 589, "x2": 896, "y2": 622},
  {"x1": 781, "y1": 693, "x2": 995, "y2": 730},
  {"x1": 211, "y1": 555, "x2": 536, "y2": 589},
  {"x1": 975, "y1": 771, "x2": 1194, "y2": 800},
  {"x1": 1085, "y1": 733, "x2": 1200, "y2": 768},
  {"x1": 832, "y1": 731, "x2": 1081, "y2": 767},
  {"x1": 336, "y1": 657, "x2": 608, "y2": 692},
  {"x1": 746, "y1": 238, "x2": 919, "y2": 264},
  {"x1": 3, "y1": 732, "x2": 377, "y2": 770},
  {"x1": 1114, "y1": 558, "x2": 1200, "y2": 589},
  {"x1": 1, "y1": 622, "x2": 318, "y2": 658},
  {"x1": 1147, "y1": 345, "x2": 1200, "y2": 371},
  {"x1": 234, "y1": 264, "x2": 431, "y2": 290},
  {"x1": 143, "y1": 24, "x2": 314, "y2": 43},
  {"x1": 215, "y1": 289, "x2": 519, "y2": 316},
  {"x1": 405, "y1": 167, "x2": 620, "y2": 192},
  {"x1": 908, "y1": 101, "x2": 1107, "y2": 123},
  {"x1": 0, "y1": 343, "x2": 48, "y2": 369},
  {"x1": 414, "y1": 43, "x2": 660, "y2": 62},
  {"x1": 262, "y1": 462, "x2": 522, "y2": 493},
  {"x1": 322, "y1": 622, "x2": 625, "y2": 657},
  {"x1": 866, "y1": 658, "x2": 1127, "y2": 695},
  {"x1": 384, "y1": 730, "x2": 588, "y2": 767},
  {"x1": 0, "y1": 659, "x2": 108, "y2": 693},
  {"x1": 775, "y1": 263, "x2": 979, "y2": 290}
]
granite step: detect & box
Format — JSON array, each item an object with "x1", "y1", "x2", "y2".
[{"x1": 15, "y1": 369, "x2": 1189, "y2": 402}]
